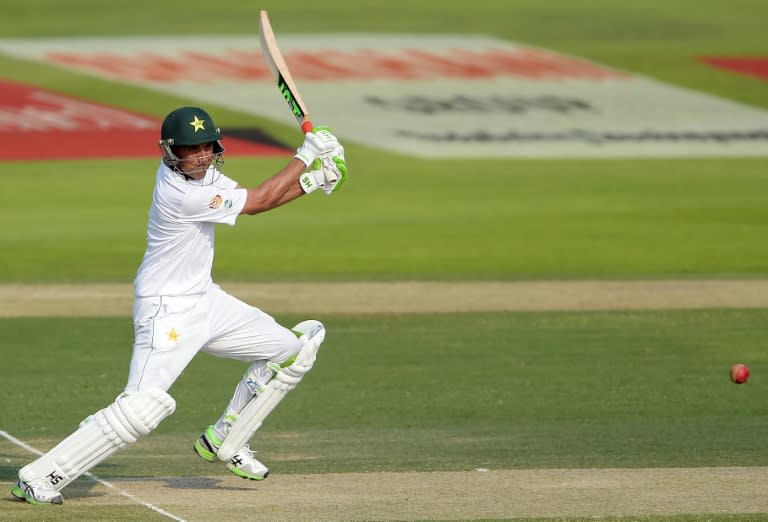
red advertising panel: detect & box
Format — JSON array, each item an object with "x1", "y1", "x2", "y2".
[{"x1": 0, "y1": 78, "x2": 290, "y2": 160}]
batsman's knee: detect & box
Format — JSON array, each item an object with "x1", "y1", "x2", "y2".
[{"x1": 107, "y1": 388, "x2": 177, "y2": 439}]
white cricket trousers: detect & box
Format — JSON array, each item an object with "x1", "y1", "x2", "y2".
[{"x1": 125, "y1": 284, "x2": 302, "y2": 393}]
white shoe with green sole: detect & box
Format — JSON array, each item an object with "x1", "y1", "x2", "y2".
[
  {"x1": 194, "y1": 425, "x2": 269, "y2": 481},
  {"x1": 11, "y1": 477, "x2": 64, "y2": 505}
]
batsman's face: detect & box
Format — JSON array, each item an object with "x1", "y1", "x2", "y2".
[{"x1": 175, "y1": 142, "x2": 215, "y2": 179}]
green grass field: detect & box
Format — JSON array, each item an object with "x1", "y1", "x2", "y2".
[{"x1": 1, "y1": 1, "x2": 767, "y2": 520}]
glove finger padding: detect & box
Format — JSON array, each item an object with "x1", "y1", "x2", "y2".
[
  {"x1": 320, "y1": 158, "x2": 338, "y2": 196},
  {"x1": 321, "y1": 157, "x2": 339, "y2": 184},
  {"x1": 318, "y1": 155, "x2": 347, "y2": 195}
]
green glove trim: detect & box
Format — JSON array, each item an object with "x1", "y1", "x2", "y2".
[{"x1": 331, "y1": 156, "x2": 348, "y2": 192}]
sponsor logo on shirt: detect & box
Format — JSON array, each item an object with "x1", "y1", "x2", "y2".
[{"x1": 209, "y1": 195, "x2": 223, "y2": 209}]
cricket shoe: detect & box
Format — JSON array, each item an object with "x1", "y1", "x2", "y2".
[
  {"x1": 194, "y1": 425, "x2": 269, "y2": 480},
  {"x1": 11, "y1": 477, "x2": 64, "y2": 505}
]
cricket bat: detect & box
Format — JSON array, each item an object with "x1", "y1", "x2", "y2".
[{"x1": 259, "y1": 10, "x2": 314, "y2": 134}]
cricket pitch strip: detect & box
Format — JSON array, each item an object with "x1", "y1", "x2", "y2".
[{"x1": 19, "y1": 467, "x2": 768, "y2": 520}]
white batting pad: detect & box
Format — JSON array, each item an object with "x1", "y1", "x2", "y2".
[
  {"x1": 19, "y1": 388, "x2": 175, "y2": 490},
  {"x1": 218, "y1": 320, "x2": 325, "y2": 461}
]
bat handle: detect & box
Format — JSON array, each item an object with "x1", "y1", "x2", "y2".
[{"x1": 301, "y1": 119, "x2": 314, "y2": 134}]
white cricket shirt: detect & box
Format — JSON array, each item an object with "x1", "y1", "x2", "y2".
[{"x1": 134, "y1": 162, "x2": 247, "y2": 297}]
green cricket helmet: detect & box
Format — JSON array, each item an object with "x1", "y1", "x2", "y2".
[{"x1": 158, "y1": 106, "x2": 225, "y2": 170}]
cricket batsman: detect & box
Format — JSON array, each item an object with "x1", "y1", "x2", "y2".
[{"x1": 11, "y1": 106, "x2": 347, "y2": 505}]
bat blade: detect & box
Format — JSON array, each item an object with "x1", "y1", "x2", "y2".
[{"x1": 259, "y1": 10, "x2": 313, "y2": 133}]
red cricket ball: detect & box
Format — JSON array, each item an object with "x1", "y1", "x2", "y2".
[{"x1": 729, "y1": 363, "x2": 750, "y2": 384}]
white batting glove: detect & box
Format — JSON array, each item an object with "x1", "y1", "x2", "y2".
[
  {"x1": 294, "y1": 127, "x2": 341, "y2": 167},
  {"x1": 299, "y1": 151, "x2": 348, "y2": 195},
  {"x1": 299, "y1": 162, "x2": 326, "y2": 194},
  {"x1": 320, "y1": 151, "x2": 348, "y2": 195},
  {"x1": 326, "y1": 143, "x2": 345, "y2": 163}
]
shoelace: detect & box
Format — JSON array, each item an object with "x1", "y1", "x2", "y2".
[{"x1": 239, "y1": 444, "x2": 257, "y2": 459}]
